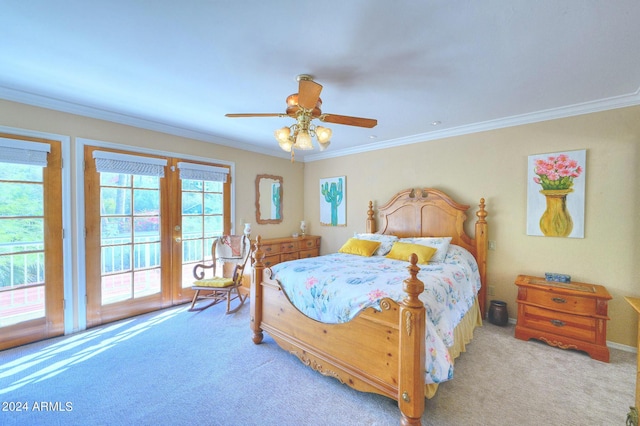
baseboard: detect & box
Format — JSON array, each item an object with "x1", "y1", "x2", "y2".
[{"x1": 608, "y1": 340, "x2": 637, "y2": 354}]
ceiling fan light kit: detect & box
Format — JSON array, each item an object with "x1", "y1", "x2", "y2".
[{"x1": 226, "y1": 74, "x2": 377, "y2": 161}]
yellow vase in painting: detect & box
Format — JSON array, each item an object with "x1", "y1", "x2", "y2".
[{"x1": 539, "y1": 189, "x2": 573, "y2": 237}]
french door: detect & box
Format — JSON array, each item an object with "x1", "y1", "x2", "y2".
[
  {"x1": 0, "y1": 134, "x2": 64, "y2": 350},
  {"x1": 84, "y1": 146, "x2": 230, "y2": 327}
]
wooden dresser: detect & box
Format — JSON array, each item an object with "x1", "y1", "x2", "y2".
[
  {"x1": 259, "y1": 235, "x2": 321, "y2": 268},
  {"x1": 515, "y1": 274, "x2": 611, "y2": 362}
]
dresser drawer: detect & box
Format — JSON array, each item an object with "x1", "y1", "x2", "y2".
[
  {"x1": 261, "y1": 243, "x2": 281, "y2": 256},
  {"x1": 300, "y1": 238, "x2": 318, "y2": 249},
  {"x1": 281, "y1": 252, "x2": 299, "y2": 262},
  {"x1": 299, "y1": 248, "x2": 319, "y2": 259},
  {"x1": 280, "y1": 241, "x2": 299, "y2": 253},
  {"x1": 263, "y1": 254, "x2": 280, "y2": 268},
  {"x1": 257, "y1": 236, "x2": 320, "y2": 268},
  {"x1": 520, "y1": 305, "x2": 596, "y2": 343},
  {"x1": 524, "y1": 287, "x2": 596, "y2": 315}
]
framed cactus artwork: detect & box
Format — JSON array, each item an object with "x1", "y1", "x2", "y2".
[
  {"x1": 526, "y1": 149, "x2": 586, "y2": 238},
  {"x1": 320, "y1": 176, "x2": 346, "y2": 226}
]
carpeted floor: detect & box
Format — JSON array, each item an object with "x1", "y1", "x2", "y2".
[{"x1": 0, "y1": 302, "x2": 635, "y2": 425}]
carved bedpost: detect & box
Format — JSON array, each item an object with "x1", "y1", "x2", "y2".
[
  {"x1": 366, "y1": 201, "x2": 376, "y2": 233},
  {"x1": 251, "y1": 236, "x2": 264, "y2": 344},
  {"x1": 398, "y1": 254, "x2": 426, "y2": 426},
  {"x1": 475, "y1": 198, "x2": 488, "y2": 318}
]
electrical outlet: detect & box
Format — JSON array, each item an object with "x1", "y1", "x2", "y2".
[
  {"x1": 488, "y1": 240, "x2": 496, "y2": 250},
  {"x1": 488, "y1": 286, "x2": 495, "y2": 296}
]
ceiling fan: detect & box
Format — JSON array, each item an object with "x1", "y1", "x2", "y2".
[{"x1": 225, "y1": 74, "x2": 377, "y2": 161}]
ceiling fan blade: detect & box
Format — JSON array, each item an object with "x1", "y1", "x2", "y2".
[
  {"x1": 225, "y1": 113, "x2": 286, "y2": 118},
  {"x1": 298, "y1": 79, "x2": 323, "y2": 110},
  {"x1": 320, "y1": 114, "x2": 378, "y2": 128}
]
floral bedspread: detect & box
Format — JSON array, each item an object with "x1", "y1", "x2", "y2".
[{"x1": 269, "y1": 245, "x2": 481, "y2": 384}]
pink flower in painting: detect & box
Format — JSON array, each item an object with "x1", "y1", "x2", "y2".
[{"x1": 533, "y1": 154, "x2": 582, "y2": 190}]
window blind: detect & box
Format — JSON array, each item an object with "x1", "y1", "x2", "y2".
[{"x1": 0, "y1": 137, "x2": 51, "y2": 167}]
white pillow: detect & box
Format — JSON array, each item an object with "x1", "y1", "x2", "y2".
[
  {"x1": 354, "y1": 233, "x2": 398, "y2": 256},
  {"x1": 398, "y1": 237, "x2": 452, "y2": 263}
]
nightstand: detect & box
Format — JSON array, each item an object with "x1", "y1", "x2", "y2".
[{"x1": 515, "y1": 274, "x2": 611, "y2": 362}]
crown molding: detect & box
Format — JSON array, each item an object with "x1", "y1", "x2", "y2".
[
  {"x1": 0, "y1": 85, "x2": 291, "y2": 160},
  {"x1": 305, "y1": 86, "x2": 640, "y2": 162},
  {"x1": 2, "y1": 84, "x2": 639, "y2": 164}
]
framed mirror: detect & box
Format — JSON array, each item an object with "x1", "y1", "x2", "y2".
[{"x1": 256, "y1": 174, "x2": 283, "y2": 224}]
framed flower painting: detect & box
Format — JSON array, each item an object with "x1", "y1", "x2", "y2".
[
  {"x1": 320, "y1": 176, "x2": 346, "y2": 226},
  {"x1": 526, "y1": 149, "x2": 586, "y2": 238}
]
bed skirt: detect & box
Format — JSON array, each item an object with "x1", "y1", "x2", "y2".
[{"x1": 425, "y1": 297, "x2": 483, "y2": 398}]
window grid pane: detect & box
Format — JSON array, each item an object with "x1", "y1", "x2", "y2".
[
  {"x1": 0, "y1": 161, "x2": 46, "y2": 325},
  {"x1": 100, "y1": 172, "x2": 161, "y2": 305}
]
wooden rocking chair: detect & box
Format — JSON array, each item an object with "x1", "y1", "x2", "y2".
[{"x1": 188, "y1": 235, "x2": 252, "y2": 314}]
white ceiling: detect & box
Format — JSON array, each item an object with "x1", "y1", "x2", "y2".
[{"x1": 1, "y1": 1, "x2": 639, "y2": 161}]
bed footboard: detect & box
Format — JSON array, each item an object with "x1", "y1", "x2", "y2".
[{"x1": 251, "y1": 237, "x2": 426, "y2": 425}]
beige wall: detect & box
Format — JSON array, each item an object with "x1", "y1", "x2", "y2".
[{"x1": 304, "y1": 105, "x2": 640, "y2": 348}]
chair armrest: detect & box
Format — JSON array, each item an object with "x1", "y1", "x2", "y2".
[{"x1": 193, "y1": 263, "x2": 216, "y2": 279}]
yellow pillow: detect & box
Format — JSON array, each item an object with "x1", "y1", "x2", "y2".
[
  {"x1": 339, "y1": 238, "x2": 381, "y2": 257},
  {"x1": 386, "y1": 242, "x2": 437, "y2": 264}
]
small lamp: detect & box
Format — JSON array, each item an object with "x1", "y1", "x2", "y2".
[
  {"x1": 294, "y1": 130, "x2": 314, "y2": 150},
  {"x1": 243, "y1": 223, "x2": 252, "y2": 238},
  {"x1": 300, "y1": 220, "x2": 307, "y2": 236},
  {"x1": 275, "y1": 127, "x2": 293, "y2": 152},
  {"x1": 315, "y1": 126, "x2": 332, "y2": 143}
]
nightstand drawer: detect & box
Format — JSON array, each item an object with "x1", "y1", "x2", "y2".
[
  {"x1": 521, "y1": 305, "x2": 596, "y2": 343},
  {"x1": 525, "y1": 287, "x2": 596, "y2": 315}
]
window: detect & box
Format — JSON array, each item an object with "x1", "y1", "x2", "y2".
[
  {"x1": 84, "y1": 146, "x2": 231, "y2": 327},
  {"x1": 0, "y1": 134, "x2": 63, "y2": 349}
]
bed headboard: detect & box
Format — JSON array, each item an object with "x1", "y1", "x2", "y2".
[{"x1": 366, "y1": 188, "x2": 488, "y2": 315}]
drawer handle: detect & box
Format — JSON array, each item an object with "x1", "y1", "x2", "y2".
[
  {"x1": 551, "y1": 297, "x2": 566, "y2": 304},
  {"x1": 265, "y1": 247, "x2": 272, "y2": 252},
  {"x1": 550, "y1": 319, "x2": 565, "y2": 327}
]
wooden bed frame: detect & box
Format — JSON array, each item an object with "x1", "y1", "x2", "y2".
[{"x1": 250, "y1": 188, "x2": 488, "y2": 425}]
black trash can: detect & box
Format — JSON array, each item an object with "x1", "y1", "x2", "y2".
[{"x1": 488, "y1": 300, "x2": 508, "y2": 326}]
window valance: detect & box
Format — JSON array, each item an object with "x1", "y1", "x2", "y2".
[
  {"x1": 177, "y1": 161, "x2": 229, "y2": 182},
  {"x1": 0, "y1": 137, "x2": 51, "y2": 167},
  {"x1": 92, "y1": 151, "x2": 167, "y2": 177}
]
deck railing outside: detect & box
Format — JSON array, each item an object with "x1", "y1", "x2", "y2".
[{"x1": 0, "y1": 233, "x2": 212, "y2": 326}]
